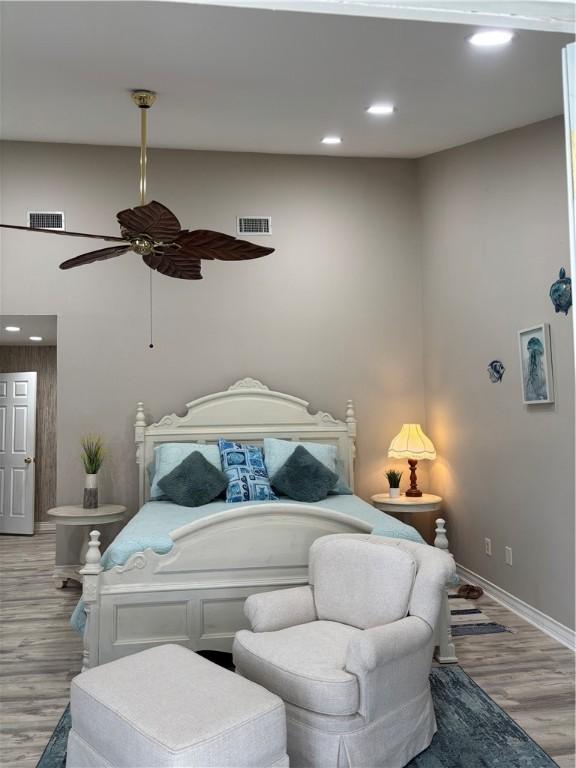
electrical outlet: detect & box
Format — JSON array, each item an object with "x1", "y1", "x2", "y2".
[
  {"x1": 505, "y1": 546, "x2": 513, "y2": 566},
  {"x1": 484, "y1": 537, "x2": 492, "y2": 556}
]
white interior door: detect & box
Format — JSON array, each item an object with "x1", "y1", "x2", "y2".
[{"x1": 0, "y1": 372, "x2": 37, "y2": 535}]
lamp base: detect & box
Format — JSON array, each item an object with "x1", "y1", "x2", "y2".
[
  {"x1": 406, "y1": 458, "x2": 422, "y2": 497},
  {"x1": 405, "y1": 488, "x2": 423, "y2": 498}
]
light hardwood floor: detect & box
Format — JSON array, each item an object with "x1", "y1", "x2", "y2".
[{"x1": 0, "y1": 531, "x2": 574, "y2": 768}]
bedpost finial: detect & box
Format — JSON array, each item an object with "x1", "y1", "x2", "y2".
[
  {"x1": 346, "y1": 399, "x2": 356, "y2": 422},
  {"x1": 434, "y1": 518, "x2": 450, "y2": 551},
  {"x1": 345, "y1": 400, "x2": 357, "y2": 437},
  {"x1": 80, "y1": 530, "x2": 103, "y2": 576},
  {"x1": 85, "y1": 530, "x2": 102, "y2": 564},
  {"x1": 135, "y1": 401, "x2": 146, "y2": 428}
]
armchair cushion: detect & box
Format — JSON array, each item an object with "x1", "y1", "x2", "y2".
[
  {"x1": 233, "y1": 621, "x2": 361, "y2": 716},
  {"x1": 310, "y1": 535, "x2": 417, "y2": 629}
]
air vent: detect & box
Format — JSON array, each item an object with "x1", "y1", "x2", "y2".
[
  {"x1": 237, "y1": 216, "x2": 271, "y2": 235},
  {"x1": 27, "y1": 211, "x2": 65, "y2": 230}
]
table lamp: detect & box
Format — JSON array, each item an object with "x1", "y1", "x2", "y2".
[{"x1": 387, "y1": 424, "x2": 436, "y2": 497}]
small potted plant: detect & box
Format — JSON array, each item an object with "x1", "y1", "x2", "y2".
[
  {"x1": 385, "y1": 469, "x2": 403, "y2": 498},
  {"x1": 81, "y1": 434, "x2": 105, "y2": 509}
]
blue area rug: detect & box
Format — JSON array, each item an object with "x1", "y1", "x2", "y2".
[{"x1": 37, "y1": 665, "x2": 557, "y2": 768}]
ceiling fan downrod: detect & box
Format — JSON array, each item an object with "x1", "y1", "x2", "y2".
[{"x1": 131, "y1": 90, "x2": 156, "y2": 206}]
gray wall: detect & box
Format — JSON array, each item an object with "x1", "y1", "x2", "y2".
[
  {"x1": 0, "y1": 345, "x2": 57, "y2": 522},
  {"x1": 418, "y1": 117, "x2": 575, "y2": 629},
  {"x1": 0, "y1": 141, "x2": 426, "y2": 512},
  {"x1": 2, "y1": 123, "x2": 573, "y2": 628}
]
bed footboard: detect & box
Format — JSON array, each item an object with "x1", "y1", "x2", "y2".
[
  {"x1": 80, "y1": 504, "x2": 373, "y2": 668},
  {"x1": 80, "y1": 508, "x2": 457, "y2": 669}
]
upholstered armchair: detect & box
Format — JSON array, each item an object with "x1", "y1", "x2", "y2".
[{"x1": 233, "y1": 534, "x2": 455, "y2": 768}]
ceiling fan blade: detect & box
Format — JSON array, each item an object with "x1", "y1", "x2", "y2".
[
  {"x1": 59, "y1": 245, "x2": 131, "y2": 270},
  {"x1": 169, "y1": 229, "x2": 274, "y2": 261},
  {"x1": 0, "y1": 224, "x2": 126, "y2": 242},
  {"x1": 143, "y1": 250, "x2": 203, "y2": 280},
  {"x1": 117, "y1": 201, "x2": 181, "y2": 242}
]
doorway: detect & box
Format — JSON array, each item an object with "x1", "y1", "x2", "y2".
[{"x1": 0, "y1": 316, "x2": 57, "y2": 534}]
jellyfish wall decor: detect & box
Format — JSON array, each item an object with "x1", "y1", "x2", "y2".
[{"x1": 518, "y1": 324, "x2": 554, "y2": 405}]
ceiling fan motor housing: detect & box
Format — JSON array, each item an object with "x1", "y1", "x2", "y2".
[{"x1": 130, "y1": 237, "x2": 155, "y2": 256}]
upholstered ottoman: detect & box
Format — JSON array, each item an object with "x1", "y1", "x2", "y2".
[{"x1": 66, "y1": 644, "x2": 289, "y2": 768}]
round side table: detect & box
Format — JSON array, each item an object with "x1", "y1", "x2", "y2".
[
  {"x1": 47, "y1": 505, "x2": 126, "y2": 587},
  {"x1": 371, "y1": 493, "x2": 442, "y2": 543}
]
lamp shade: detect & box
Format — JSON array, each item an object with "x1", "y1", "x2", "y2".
[{"x1": 388, "y1": 424, "x2": 436, "y2": 460}]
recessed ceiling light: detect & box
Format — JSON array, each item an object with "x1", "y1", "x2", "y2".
[
  {"x1": 29, "y1": 336, "x2": 43, "y2": 341},
  {"x1": 321, "y1": 136, "x2": 342, "y2": 145},
  {"x1": 366, "y1": 104, "x2": 395, "y2": 116},
  {"x1": 469, "y1": 30, "x2": 514, "y2": 47},
  {"x1": 5, "y1": 326, "x2": 20, "y2": 332}
]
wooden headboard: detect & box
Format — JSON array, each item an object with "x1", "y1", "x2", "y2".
[{"x1": 134, "y1": 378, "x2": 357, "y2": 507}]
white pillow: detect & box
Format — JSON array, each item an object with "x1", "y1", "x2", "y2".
[{"x1": 150, "y1": 443, "x2": 222, "y2": 500}]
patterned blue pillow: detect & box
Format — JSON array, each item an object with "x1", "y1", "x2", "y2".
[{"x1": 218, "y1": 439, "x2": 277, "y2": 503}]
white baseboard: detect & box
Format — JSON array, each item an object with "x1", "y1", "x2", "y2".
[
  {"x1": 457, "y1": 563, "x2": 575, "y2": 652},
  {"x1": 35, "y1": 521, "x2": 56, "y2": 533}
]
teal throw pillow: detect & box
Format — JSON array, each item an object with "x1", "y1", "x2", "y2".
[
  {"x1": 150, "y1": 442, "x2": 222, "y2": 499},
  {"x1": 158, "y1": 451, "x2": 228, "y2": 507},
  {"x1": 263, "y1": 437, "x2": 352, "y2": 495},
  {"x1": 272, "y1": 445, "x2": 339, "y2": 503}
]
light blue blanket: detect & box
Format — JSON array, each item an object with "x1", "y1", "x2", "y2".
[{"x1": 71, "y1": 495, "x2": 422, "y2": 633}]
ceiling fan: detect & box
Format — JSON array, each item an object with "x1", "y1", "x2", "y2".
[{"x1": 0, "y1": 91, "x2": 274, "y2": 280}]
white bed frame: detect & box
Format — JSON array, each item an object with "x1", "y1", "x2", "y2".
[{"x1": 80, "y1": 378, "x2": 457, "y2": 669}]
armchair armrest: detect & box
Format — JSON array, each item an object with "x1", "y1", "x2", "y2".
[
  {"x1": 346, "y1": 616, "x2": 434, "y2": 720},
  {"x1": 244, "y1": 585, "x2": 317, "y2": 632},
  {"x1": 346, "y1": 616, "x2": 432, "y2": 673}
]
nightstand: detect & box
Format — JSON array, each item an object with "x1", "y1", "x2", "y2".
[
  {"x1": 47, "y1": 505, "x2": 126, "y2": 587},
  {"x1": 371, "y1": 493, "x2": 442, "y2": 544}
]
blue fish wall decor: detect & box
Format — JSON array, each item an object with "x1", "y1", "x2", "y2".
[
  {"x1": 487, "y1": 360, "x2": 505, "y2": 383},
  {"x1": 549, "y1": 268, "x2": 572, "y2": 315}
]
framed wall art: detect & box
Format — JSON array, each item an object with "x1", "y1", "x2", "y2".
[{"x1": 518, "y1": 324, "x2": 554, "y2": 405}]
